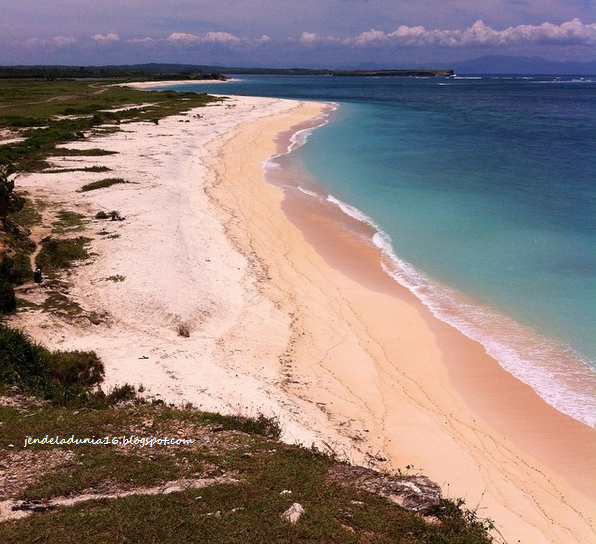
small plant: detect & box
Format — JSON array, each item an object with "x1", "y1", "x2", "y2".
[
  {"x1": 104, "y1": 274, "x2": 125, "y2": 282},
  {"x1": 79, "y1": 177, "x2": 127, "y2": 192},
  {"x1": 94, "y1": 210, "x2": 124, "y2": 221},
  {"x1": 103, "y1": 383, "x2": 138, "y2": 405},
  {"x1": 176, "y1": 322, "x2": 191, "y2": 337}
]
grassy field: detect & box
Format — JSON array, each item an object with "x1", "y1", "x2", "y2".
[
  {"x1": 0, "y1": 396, "x2": 494, "y2": 544},
  {"x1": 0, "y1": 78, "x2": 495, "y2": 543},
  {"x1": 0, "y1": 79, "x2": 219, "y2": 171}
]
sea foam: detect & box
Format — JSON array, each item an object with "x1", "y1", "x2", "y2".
[{"x1": 325, "y1": 194, "x2": 596, "y2": 427}]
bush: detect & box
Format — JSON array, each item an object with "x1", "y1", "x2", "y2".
[
  {"x1": 0, "y1": 253, "x2": 33, "y2": 285},
  {"x1": 0, "y1": 324, "x2": 105, "y2": 404},
  {"x1": 0, "y1": 324, "x2": 50, "y2": 392},
  {"x1": 48, "y1": 350, "x2": 104, "y2": 389},
  {"x1": 0, "y1": 280, "x2": 17, "y2": 314},
  {"x1": 105, "y1": 383, "x2": 138, "y2": 404},
  {"x1": 80, "y1": 177, "x2": 126, "y2": 192}
]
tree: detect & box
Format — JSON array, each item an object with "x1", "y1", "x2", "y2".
[{"x1": 0, "y1": 159, "x2": 16, "y2": 222}]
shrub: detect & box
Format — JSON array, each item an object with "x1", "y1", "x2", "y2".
[
  {"x1": 0, "y1": 324, "x2": 50, "y2": 392},
  {"x1": 80, "y1": 177, "x2": 127, "y2": 192},
  {"x1": 0, "y1": 324, "x2": 105, "y2": 404},
  {"x1": 48, "y1": 350, "x2": 104, "y2": 389},
  {"x1": 0, "y1": 253, "x2": 33, "y2": 285},
  {"x1": 176, "y1": 322, "x2": 191, "y2": 337},
  {"x1": 0, "y1": 280, "x2": 16, "y2": 314},
  {"x1": 105, "y1": 383, "x2": 138, "y2": 404}
]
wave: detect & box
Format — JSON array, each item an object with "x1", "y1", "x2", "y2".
[
  {"x1": 269, "y1": 102, "x2": 596, "y2": 428},
  {"x1": 325, "y1": 195, "x2": 596, "y2": 427},
  {"x1": 263, "y1": 102, "x2": 337, "y2": 172}
]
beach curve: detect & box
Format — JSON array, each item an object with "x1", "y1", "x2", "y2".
[{"x1": 10, "y1": 91, "x2": 596, "y2": 544}]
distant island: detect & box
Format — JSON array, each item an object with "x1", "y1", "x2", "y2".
[
  {"x1": 0, "y1": 64, "x2": 454, "y2": 80},
  {"x1": 0, "y1": 65, "x2": 227, "y2": 81}
]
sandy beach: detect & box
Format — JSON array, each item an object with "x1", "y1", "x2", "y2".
[{"x1": 10, "y1": 92, "x2": 595, "y2": 543}]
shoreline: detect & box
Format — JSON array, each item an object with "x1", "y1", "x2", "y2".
[
  {"x1": 207, "y1": 100, "x2": 596, "y2": 543},
  {"x1": 10, "y1": 94, "x2": 595, "y2": 543}
]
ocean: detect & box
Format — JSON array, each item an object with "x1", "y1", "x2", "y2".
[{"x1": 163, "y1": 74, "x2": 596, "y2": 428}]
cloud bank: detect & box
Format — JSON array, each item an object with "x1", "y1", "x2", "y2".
[
  {"x1": 351, "y1": 19, "x2": 596, "y2": 48},
  {"x1": 11, "y1": 19, "x2": 596, "y2": 66}
]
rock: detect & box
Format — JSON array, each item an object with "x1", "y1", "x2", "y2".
[
  {"x1": 281, "y1": 502, "x2": 305, "y2": 524},
  {"x1": 329, "y1": 465, "x2": 442, "y2": 516}
]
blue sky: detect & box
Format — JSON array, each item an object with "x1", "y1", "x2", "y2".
[{"x1": 2, "y1": 0, "x2": 595, "y2": 67}]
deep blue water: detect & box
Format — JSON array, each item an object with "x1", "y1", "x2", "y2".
[{"x1": 164, "y1": 75, "x2": 596, "y2": 427}]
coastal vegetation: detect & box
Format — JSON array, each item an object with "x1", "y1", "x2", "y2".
[
  {"x1": 79, "y1": 177, "x2": 127, "y2": 192},
  {"x1": 0, "y1": 77, "x2": 494, "y2": 542}
]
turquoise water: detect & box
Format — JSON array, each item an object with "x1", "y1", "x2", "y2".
[{"x1": 166, "y1": 76, "x2": 596, "y2": 426}]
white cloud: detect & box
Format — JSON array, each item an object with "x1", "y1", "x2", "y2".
[
  {"x1": 53, "y1": 36, "x2": 78, "y2": 46},
  {"x1": 203, "y1": 31, "x2": 241, "y2": 45},
  {"x1": 353, "y1": 29, "x2": 386, "y2": 45},
  {"x1": 166, "y1": 31, "x2": 245, "y2": 47},
  {"x1": 25, "y1": 36, "x2": 77, "y2": 47},
  {"x1": 299, "y1": 32, "x2": 319, "y2": 45},
  {"x1": 167, "y1": 32, "x2": 201, "y2": 43},
  {"x1": 349, "y1": 18, "x2": 596, "y2": 48},
  {"x1": 92, "y1": 33, "x2": 120, "y2": 42},
  {"x1": 127, "y1": 37, "x2": 156, "y2": 44}
]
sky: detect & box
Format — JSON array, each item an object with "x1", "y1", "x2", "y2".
[{"x1": 1, "y1": 0, "x2": 595, "y2": 68}]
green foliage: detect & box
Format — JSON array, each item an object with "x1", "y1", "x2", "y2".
[
  {"x1": 54, "y1": 148, "x2": 118, "y2": 157},
  {"x1": 0, "y1": 324, "x2": 104, "y2": 404},
  {"x1": 52, "y1": 210, "x2": 85, "y2": 233},
  {"x1": 80, "y1": 177, "x2": 126, "y2": 192},
  {"x1": 35, "y1": 236, "x2": 90, "y2": 269},
  {"x1": 0, "y1": 79, "x2": 219, "y2": 173},
  {"x1": 6, "y1": 194, "x2": 43, "y2": 228},
  {"x1": 0, "y1": 324, "x2": 49, "y2": 391},
  {"x1": 48, "y1": 350, "x2": 104, "y2": 389},
  {"x1": 0, "y1": 279, "x2": 17, "y2": 313},
  {"x1": 0, "y1": 400, "x2": 494, "y2": 543},
  {"x1": 0, "y1": 252, "x2": 33, "y2": 285},
  {"x1": 0, "y1": 158, "x2": 16, "y2": 218}
]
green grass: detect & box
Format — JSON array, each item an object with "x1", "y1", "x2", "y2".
[
  {"x1": 0, "y1": 79, "x2": 220, "y2": 173},
  {"x1": 6, "y1": 194, "x2": 43, "y2": 228},
  {"x1": 35, "y1": 236, "x2": 90, "y2": 269},
  {"x1": 0, "y1": 401, "x2": 494, "y2": 544},
  {"x1": 51, "y1": 209, "x2": 86, "y2": 233},
  {"x1": 79, "y1": 177, "x2": 127, "y2": 192},
  {"x1": 0, "y1": 324, "x2": 104, "y2": 404},
  {"x1": 43, "y1": 166, "x2": 111, "y2": 174},
  {"x1": 53, "y1": 148, "x2": 118, "y2": 157}
]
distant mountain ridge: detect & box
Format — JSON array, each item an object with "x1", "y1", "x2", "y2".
[{"x1": 447, "y1": 55, "x2": 596, "y2": 75}]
